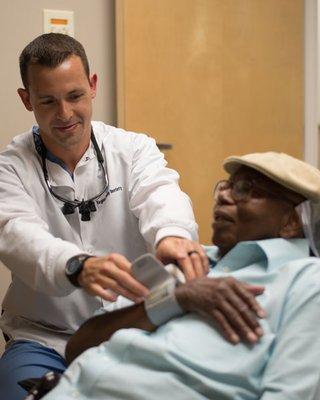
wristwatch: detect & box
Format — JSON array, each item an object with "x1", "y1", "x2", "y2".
[{"x1": 65, "y1": 254, "x2": 93, "y2": 287}]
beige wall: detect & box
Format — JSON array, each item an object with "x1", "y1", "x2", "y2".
[{"x1": 0, "y1": 0, "x2": 116, "y2": 354}]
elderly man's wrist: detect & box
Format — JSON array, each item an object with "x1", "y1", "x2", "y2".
[{"x1": 174, "y1": 284, "x2": 192, "y2": 312}]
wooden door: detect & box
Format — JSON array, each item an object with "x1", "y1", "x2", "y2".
[{"x1": 116, "y1": 0, "x2": 303, "y2": 243}]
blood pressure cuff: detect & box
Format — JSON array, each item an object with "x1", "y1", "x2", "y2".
[{"x1": 132, "y1": 254, "x2": 186, "y2": 326}]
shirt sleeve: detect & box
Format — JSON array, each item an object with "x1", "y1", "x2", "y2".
[
  {"x1": 0, "y1": 158, "x2": 82, "y2": 296},
  {"x1": 260, "y1": 263, "x2": 320, "y2": 400},
  {"x1": 128, "y1": 133, "x2": 198, "y2": 247}
]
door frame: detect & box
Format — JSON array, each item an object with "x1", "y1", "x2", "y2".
[{"x1": 304, "y1": 0, "x2": 319, "y2": 166}]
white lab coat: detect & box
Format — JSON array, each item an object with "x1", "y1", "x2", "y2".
[{"x1": 0, "y1": 121, "x2": 197, "y2": 356}]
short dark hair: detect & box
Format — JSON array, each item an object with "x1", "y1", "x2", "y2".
[{"x1": 19, "y1": 33, "x2": 90, "y2": 88}]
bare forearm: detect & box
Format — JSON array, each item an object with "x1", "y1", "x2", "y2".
[{"x1": 65, "y1": 303, "x2": 155, "y2": 364}]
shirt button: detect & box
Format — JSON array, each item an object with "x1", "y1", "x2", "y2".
[
  {"x1": 222, "y1": 266, "x2": 230, "y2": 272},
  {"x1": 72, "y1": 390, "x2": 80, "y2": 398}
]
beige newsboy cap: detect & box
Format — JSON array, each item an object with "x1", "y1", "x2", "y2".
[{"x1": 223, "y1": 152, "x2": 320, "y2": 201}]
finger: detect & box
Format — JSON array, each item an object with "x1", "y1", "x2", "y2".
[
  {"x1": 88, "y1": 276, "x2": 145, "y2": 303},
  {"x1": 218, "y1": 300, "x2": 259, "y2": 344},
  {"x1": 176, "y1": 256, "x2": 197, "y2": 281},
  {"x1": 193, "y1": 245, "x2": 210, "y2": 275},
  {"x1": 110, "y1": 282, "x2": 146, "y2": 303},
  {"x1": 97, "y1": 266, "x2": 150, "y2": 298},
  {"x1": 217, "y1": 283, "x2": 263, "y2": 334},
  {"x1": 86, "y1": 283, "x2": 118, "y2": 302},
  {"x1": 234, "y1": 283, "x2": 266, "y2": 318},
  {"x1": 81, "y1": 269, "x2": 142, "y2": 299},
  {"x1": 211, "y1": 309, "x2": 240, "y2": 344},
  {"x1": 226, "y1": 293, "x2": 263, "y2": 337},
  {"x1": 106, "y1": 253, "x2": 132, "y2": 273},
  {"x1": 242, "y1": 283, "x2": 265, "y2": 295},
  {"x1": 188, "y1": 252, "x2": 204, "y2": 278},
  {"x1": 96, "y1": 272, "x2": 148, "y2": 302}
]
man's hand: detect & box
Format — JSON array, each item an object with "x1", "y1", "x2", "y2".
[
  {"x1": 175, "y1": 276, "x2": 266, "y2": 344},
  {"x1": 156, "y1": 237, "x2": 209, "y2": 280},
  {"x1": 78, "y1": 253, "x2": 150, "y2": 303}
]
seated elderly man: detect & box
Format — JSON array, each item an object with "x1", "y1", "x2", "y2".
[{"x1": 43, "y1": 152, "x2": 320, "y2": 400}]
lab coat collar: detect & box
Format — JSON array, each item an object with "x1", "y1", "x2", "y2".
[{"x1": 32, "y1": 124, "x2": 103, "y2": 187}]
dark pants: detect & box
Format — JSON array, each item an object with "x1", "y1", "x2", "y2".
[{"x1": 0, "y1": 340, "x2": 66, "y2": 400}]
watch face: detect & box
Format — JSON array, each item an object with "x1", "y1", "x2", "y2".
[
  {"x1": 66, "y1": 255, "x2": 91, "y2": 287},
  {"x1": 67, "y1": 259, "x2": 81, "y2": 275}
]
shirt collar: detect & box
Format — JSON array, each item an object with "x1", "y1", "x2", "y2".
[
  {"x1": 205, "y1": 238, "x2": 310, "y2": 272},
  {"x1": 32, "y1": 125, "x2": 101, "y2": 173},
  {"x1": 256, "y1": 238, "x2": 310, "y2": 269},
  {"x1": 32, "y1": 126, "x2": 72, "y2": 175}
]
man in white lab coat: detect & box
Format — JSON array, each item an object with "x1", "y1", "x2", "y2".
[{"x1": 0, "y1": 34, "x2": 260, "y2": 400}]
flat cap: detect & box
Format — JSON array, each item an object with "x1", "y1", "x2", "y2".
[{"x1": 223, "y1": 152, "x2": 320, "y2": 201}]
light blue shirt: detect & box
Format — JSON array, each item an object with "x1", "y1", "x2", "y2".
[{"x1": 44, "y1": 239, "x2": 320, "y2": 400}]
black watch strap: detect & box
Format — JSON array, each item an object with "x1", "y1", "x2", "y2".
[{"x1": 65, "y1": 254, "x2": 93, "y2": 287}]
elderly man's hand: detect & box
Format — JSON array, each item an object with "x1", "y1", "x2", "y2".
[
  {"x1": 175, "y1": 276, "x2": 266, "y2": 344},
  {"x1": 78, "y1": 254, "x2": 150, "y2": 303},
  {"x1": 156, "y1": 237, "x2": 209, "y2": 280}
]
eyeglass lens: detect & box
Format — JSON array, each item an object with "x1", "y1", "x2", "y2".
[{"x1": 214, "y1": 179, "x2": 253, "y2": 201}]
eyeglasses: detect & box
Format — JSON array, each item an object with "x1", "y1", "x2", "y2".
[{"x1": 213, "y1": 179, "x2": 296, "y2": 204}]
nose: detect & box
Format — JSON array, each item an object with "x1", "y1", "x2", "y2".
[
  {"x1": 215, "y1": 186, "x2": 235, "y2": 205},
  {"x1": 56, "y1": 100, "x2": 73, "y2": 121}
]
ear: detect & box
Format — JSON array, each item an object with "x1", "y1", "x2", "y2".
[
  {"x1": 17, "y1": 88, "x2": 33, "y2": 112},
  {"x1": 89, "y1": 74, "x2": 97, "y2": 99},
  {"x1": 279, "y1": 209, "x2": 303, "y2": 239}
]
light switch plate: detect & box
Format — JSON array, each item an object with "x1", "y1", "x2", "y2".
[{"x1": 43, "y1": 9, "x2": 74, "y2": 37}]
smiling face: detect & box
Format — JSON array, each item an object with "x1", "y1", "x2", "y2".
[
  {"x1": 18, "y1": 55, "x2": 97, "y2": 156},
  {"x1": 212, "y1": 166, "x2": 304, "y2": 256}
]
